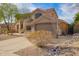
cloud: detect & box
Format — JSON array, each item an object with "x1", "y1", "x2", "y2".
[
  {"x1": 28, "y1": 4, "x2": 37, "y2": 11},
  {"x1": 15, "y1": 3, "x2": 79, "y2": 24},
  {"x1": 59, "y1": 3, "x2": 79, "y2": 24},
  {"x1": 15, "y1": 3, "x2": 36, "y2": 13}
]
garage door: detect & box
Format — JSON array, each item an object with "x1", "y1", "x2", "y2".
[{"x1": 35, "y1": 23, "x2": 54, "y2": 31}]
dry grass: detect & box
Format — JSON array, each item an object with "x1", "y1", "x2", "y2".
[{"x1": 26, "y1": 30, "x2": 53, "y2": 47}]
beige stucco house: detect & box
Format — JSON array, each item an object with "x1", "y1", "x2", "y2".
[{"x1": 15, "y1": 8, "x2": 68, "y2": 36}]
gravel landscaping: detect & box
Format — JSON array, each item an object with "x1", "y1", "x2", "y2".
[
  {"x1": 15, "y1": 45, "x2": 79, "y2": 56},
  {"x1": 14, "y1": 34, "x2": 79, "y2": 56},
  {"x1": 42, "y1": 46, "x2": 79, "y2": 56}
]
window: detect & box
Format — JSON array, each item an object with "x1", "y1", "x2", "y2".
[
  {"x1": 35, "y1": 13, "x2": 42, "y2": 19},
  {"x1": 26, "y1": 26, "x2": 31, "y2": 31}
]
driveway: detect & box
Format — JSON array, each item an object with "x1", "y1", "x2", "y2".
[{"x1": 0, "y1": 37, "x2": 33, "y2": 56}]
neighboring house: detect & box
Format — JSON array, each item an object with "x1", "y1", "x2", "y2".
[
  {"x1": 59, "y1": 19, "x2": 68, "y2": 35},
  {"x1": 15, "y1": 8, "x2": 68, "y2": 36},
  {"x1": 0, "y1": 23, "x2": 16, "y2": 33}
]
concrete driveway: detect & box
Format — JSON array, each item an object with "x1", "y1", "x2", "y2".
[{"x1": 0, "y1": 37, "x2": 33, "y2": 56}]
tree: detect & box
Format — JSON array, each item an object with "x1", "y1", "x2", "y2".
[
  {"x1": 0, "y1": 3, "x2": 18, "y2": 33},
  {"x1": 73, "y1": 12, "x2": 79, "y2": 33},
  {"x1": 74, "y1": 12, "x2": 79, "y2": 23},
  {"x1": 15, "y1": 13, "x2": 32, "y2": 22}
]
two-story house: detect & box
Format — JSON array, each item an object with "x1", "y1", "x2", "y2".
[{"x1": 15, "y1": 8, "x2": 68, "y2": 36}]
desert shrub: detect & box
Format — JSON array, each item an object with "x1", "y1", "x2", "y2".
[{"x1": 26, "y1": 30, "x2": 53, "y2": 47}]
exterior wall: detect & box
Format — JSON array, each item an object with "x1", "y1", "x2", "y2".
[
  {"x1": 15, "y1": 19, "x2": 25, "y2": 33},
  {"x1": 31, "y1": 25, "x2": 35, "y2": 31},
  {"x1": 23, "y1": 18, "x2": 33, "y2": 32},
  {"x1": 15, "y1": 21, "x2": 22, "y2": 33},
  {"x1": 32, "y1": 10, "x2": 58, "y2": 23},
  {"x1": 59, "y1": 22, "x2": 68, "y2": 35},
  {"x1": 17, "y1": 14, "x2": 58, "y2": 36},
  {"x1": 23, "y1": 19, "x2": 26, "y2": 32},
  {"x1": 15, "y1": 23, "x2": 19, "y2": 33}
]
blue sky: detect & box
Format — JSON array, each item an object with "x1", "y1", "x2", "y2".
[{"x1": 16, "y1": 3, "x2": 79, "y2": 24}]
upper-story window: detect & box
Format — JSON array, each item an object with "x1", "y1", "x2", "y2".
[{"x1": 35, "y1": 13, "x2": 42, "y2": 19}]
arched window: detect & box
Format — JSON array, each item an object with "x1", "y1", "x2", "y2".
[{"x1": 35, "y1": 13, "x2": 42, "y2": 19}]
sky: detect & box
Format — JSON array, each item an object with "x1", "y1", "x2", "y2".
[{"x1": 16, "y1": 3, "x2": 79, "y2": 24}]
